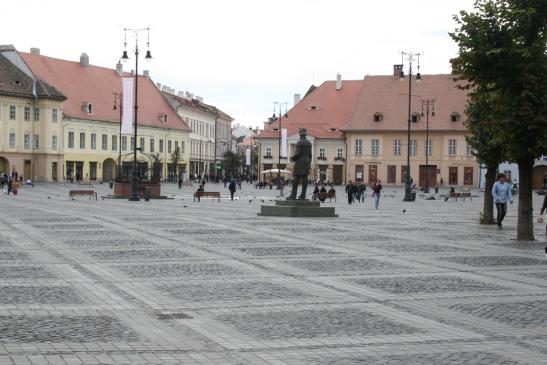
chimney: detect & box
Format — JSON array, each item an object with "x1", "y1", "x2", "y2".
[
  {"x1": 115, "y1": 62, "x2": 123, "y2": 76},
  {"x1": 336, "y1": 73, "x2": 342, "y2": 90},
  {"x1": 162, "y1": 86, "x2": 169, "y2": 92},
  {"x1": 393, "y1": 64, "x2": 403, "y2": 77},
  {"x1": 80, "y1": 53, "x2": 89, "y2": 68},
  {"x1": 156, "y1": 83, "x2": 162, "y2": 89},
  {"x1": 294, "y1": 93, "x2": 301, "y2": 105},
  {"x1": 30, "y1": 47, "x2": 40, "y2": 55},
  {"x1": 178, "y1": 91, "x2": 185, "y2": 98},
  {"x1": 143, "y1": 70, "x2": 150, "y2": 77}
]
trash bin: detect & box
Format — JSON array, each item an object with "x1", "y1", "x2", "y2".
[
  {"x1": 109, "y1": 181, "x2": 114, "y2": 189},
  {"x1": 144, "y1": 187, "x2": 151, "y2": 201},
  {"x1": 435, "y1": 187, "x2": 439, "y2": 194}
]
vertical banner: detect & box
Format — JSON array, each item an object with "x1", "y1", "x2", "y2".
[
  {"x1": 245, "y1": 148, "x2": 251, "y2": 166},
  {"x1": 121, "y1": 77, "x2": 134, "y2": 134},
  {"x1": 280, "y1": 128, "x2": 288, "y2": 158}
]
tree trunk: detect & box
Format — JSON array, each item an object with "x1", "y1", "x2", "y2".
[
  {"x1": 481, "y1": 164, "x2": 497, "y2": 224},
  {"x1": 517, "y1": 160, "x2": 534, "y2": 241}
]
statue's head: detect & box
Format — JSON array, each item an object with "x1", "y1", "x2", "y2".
[{"x1": 299, "y1": 128, "x2": 307, "y2": 138}]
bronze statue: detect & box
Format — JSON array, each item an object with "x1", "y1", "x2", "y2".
[{"x1": 287, "y1": 128, "x2": 312, "y2": 200}]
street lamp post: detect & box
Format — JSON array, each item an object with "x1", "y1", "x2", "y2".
[
  {"x1": 121, "y1": 27, "x2": 152, "y2": 201},
  {"x1": 399, "y1": 51, "x2": 421, "y2": 202},
  {"x1": 272, "y1": 102, "x2": 287, "y2": 184},
  {"x1": 421, "y1": 99, "x2": 435, "y2": 193}
]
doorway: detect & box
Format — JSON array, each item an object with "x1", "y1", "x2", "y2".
[
  {"x1": 333, "y1": 165, "x2": 343, "y2": 184},
  {"x1": 449, "y1": 166, "x2": 458, "y2": 185},
  {"x1": 419, "y1": 165, "x2": 437, "y2": 188}
]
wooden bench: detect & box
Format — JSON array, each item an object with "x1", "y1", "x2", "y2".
[
  {"x1": 446, "y1": 191, "x2": 471, "y2": 202},
  {"x1": 193, "y1": 191, "x2": 220, "y2": 202},
  {"x1": 69, "y1": 190, "x2": 97, "y2": 201},
  {"x1": 318, "y1": 191, "x2": 336, "y2": 202}
]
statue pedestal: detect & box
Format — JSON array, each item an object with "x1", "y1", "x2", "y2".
[{"x1": 258, "y1": 200, "x2": 337, "y2": 217}]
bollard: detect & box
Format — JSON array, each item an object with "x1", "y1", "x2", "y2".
[{"x1": 144, "y1": 187, "x2": 151, "y2": 201}]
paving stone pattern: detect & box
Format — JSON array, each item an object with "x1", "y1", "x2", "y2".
[
  {"x1": 355, "y1": 275, "x2": 508, "y2": 294},
  {"x1": 0, "y1": 183, "x2": 545, "y2": 364},
  {"x1": 217, "y1": 308, "x2": 422, "y2": 340}
]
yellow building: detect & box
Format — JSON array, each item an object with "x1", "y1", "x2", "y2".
[
  {"x1": 0, "y1": 45, "x2": 66, "y2": 181},
  {"x1": 343, "y1": 69, "x2": 478, "y2": 187},
  {"x1": 22, "y1": 49, "x2": 190, "y2": 182}
]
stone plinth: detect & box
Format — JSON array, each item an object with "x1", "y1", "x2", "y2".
[{"x1": 258, "y1": 199, "x2": 337, "y2": 217}]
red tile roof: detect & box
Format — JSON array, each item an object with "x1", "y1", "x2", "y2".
[
  {"x1": 21, "y1": 53, "x2": 189, "y2": 131},
  {"x1": 256, "y1": 80, "x2": 364, "y2": 140},
  {"x1": 344, "y1": 74, "x2": 468, "y2": 131}
]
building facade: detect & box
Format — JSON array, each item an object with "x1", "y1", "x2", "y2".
[
  {"x1": 343, "y1": 71, "x2": 478, "y2": 187},
  {"x1": 163, "y1": 91, "x2": 233, "y2": 178},
  {"x1": 21, "y1": 48, "x2": 190, "y2": 182},
  {"x1": 0, "y1": 45, "x2": 66, "y2": 182}
]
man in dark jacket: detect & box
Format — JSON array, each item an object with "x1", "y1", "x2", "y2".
[{"x1": 228, "y1": 180, "x2": 236, "y2": 201}]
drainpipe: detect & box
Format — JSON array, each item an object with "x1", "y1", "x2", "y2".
[
  {"x1": 31, "y1": 80, "x2": 37, "y2": 183},
  {"x1": 214, "y1": 116, "x2": 219, "y2": 178},
  {"x1": 344, "y1": 137, "x2": 348, "y2": 185}
]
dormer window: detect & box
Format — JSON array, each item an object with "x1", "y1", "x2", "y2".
[
  {"x1": 82, "y1": 102, "x2": 93, "y2": 114},
  {"x1": 411, "y1": 112, "x2": 420, "y2": 123},
  {"x1": 310, "y1": 106, "x2": 318, "y2": 110},
  {"x1": 374, "y1": 112, "x2": 383, "y2": 122},
  {"x1": 451, "y1": 112, "x2": 461, "y2": 122},
  {"x1": 12, "y1": 80, "x2": 22, "y2": 86}
]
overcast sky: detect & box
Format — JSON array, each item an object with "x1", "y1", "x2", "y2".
[{"x1": 2, "y1": 0, "x2": 474, "y2": 129}]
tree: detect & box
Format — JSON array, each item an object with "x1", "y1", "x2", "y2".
[
  {"x1": 465, "y1": 90, "x2": 505, "y2": 224},
  {"x1": 451, "y1": 0, "x2": 547, "y2": 240},
  {"x1": 170, "y1": 146, "x2": 180, "y2": 180}
]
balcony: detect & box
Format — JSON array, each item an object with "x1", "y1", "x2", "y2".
[
  {"x1": 317, "y1": 156, "x2": 327, "y2": 161},
  {"x1": 263, "y1": 155, "x2": 272, "y2": 159},
  {"x1": 334, "y1": 156, "x2": 346, "y2": 162}
]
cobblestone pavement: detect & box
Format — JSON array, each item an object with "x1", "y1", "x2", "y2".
[{"x1": 0, "y1": 182, "x2": 546, "y2": 364}]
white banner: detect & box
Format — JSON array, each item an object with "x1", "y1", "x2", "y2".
[
  {"x1": 121, "y1": 77, "x2": 134, "y2": 134},
  {"x1": 280, "y1": 128, "x2": 288, "y2": 158},
  {"x1": 245, "y1": 148, "x2": 251, "y2": 166}
]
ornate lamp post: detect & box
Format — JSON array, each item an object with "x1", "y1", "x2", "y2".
[
  {"x1": 399, "y1": 51, "x2": 422, "y2": 201},
  {"x1": 121, "y1": 27, "x2": 152, "y2": 201},
  {"x1": 113, "y1": 92, "x2": 122, "y2": 182},
  {"x1": 421, "y1": 98, "x2": 435, "y2": 193}
]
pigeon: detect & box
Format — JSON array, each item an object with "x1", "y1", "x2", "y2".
[
  {"x1": 261, "y1": 199, "x2": 264, "y2": 203},
  {"x1": 249, "y1": 200, "x2": 253, "y2": 203},
  {"x1": 47, "y1": 196, "x2": 51, "y2": 199},
  {"x1": 183, "y1": 205, "x2": 188, "y2": 208},
  {"x1": 402, "y1": 209, "x2": 406, "y2": 213}
]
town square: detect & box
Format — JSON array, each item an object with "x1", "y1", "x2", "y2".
[{"x1": 0, "y1": 0, "x2": 546, "y2": 363}]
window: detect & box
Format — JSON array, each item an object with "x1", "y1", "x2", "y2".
[
  {"x1": 102, "y1": 134, "x2": 108, "y2": 150},
  {"x1": 33, "y1": 107, "x2": 40, "y2": 121},
  {"x1": 68, "y1": 131, "x2": 74, "y2": 148},
  {"x1": 466, "y1": 143, "x2": 472, "y2": 156},
  {"x1": 180, "y1": 141, "x2": 185, "y2": 154},
  {"x1": 371, "y1": 139, "x2": 379, "y2": 155},
  {"x1": 131, "y1": 137, "x2": 135, "y2": 151},
  {"x1": 159, "y1": 139, "x2": 164, "y2": 153},
  {"x1": 319, "y1": 147, "x2": 326, "y2": 158},
  {"x1": 52, "y1": 108, "x2": 58, "y2": 122},
  {"x1": 121, "y1": 136, "x2": 127, "y2": 151},
  {"x1": 409, "y1": 139, "x2": 417, "y2": 156},
  {"x1": 425, "y1": 139, "x2": 432, "y2": 156},
  {"x1": 32, "y1": 135, "x2": 39, "y2": 149},
  {"x1": 80, "y1": 132, "x2": 85, "y2": 149},
  {"x1": 9, "y1": 105, "x2": 16, "y2": 120},
  {"x1": 168, "y1": 140, "x2": 172, "y2": 153},
  {"x1": 150, "y1": 138, "x2": 155, "y2": 153},
  {"x1": 393, "y1": 139, "x2": 401, "y2": 155},
  {"x1": 140, "y1": 137, "x2": 145, "y2": 151},
  {"x1": 337, "y1": 147, "x2": 343, "y2": 157},
  {"x1": 9, "y1": 132, "x2": 16, "y2": 148},
  {"x1": 52, "y1": 135, "x2": 57, "y2": 150},
  {"x1": 448, "y1": 139, "x2": 457, "y2": 155},
  {"x1": 354, "y1": 139, "x2": 363, "y2": 155},
  {"x1": 24, "y1": 133, "x2": 30, "y2": 149},
  {"x1": 112, "y1": 135, "x2": 118, "y2": 151},
  {"x1": 265, "y1": 146, "x2": 272, "y2": 157},
  {"x1": 90, "y1": 133, "x2": 96, "y2": 149},
  {"x1": 24, "y1": 106, "x2": 30, "y2": 121}
]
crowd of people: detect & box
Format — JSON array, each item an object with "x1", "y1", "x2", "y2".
[
  {"x1": 344, "y1": 180, "x2": 384, "y2": 208},
  {"x1": 0, "y1": 172, "x2": 23, "y2": 196}
]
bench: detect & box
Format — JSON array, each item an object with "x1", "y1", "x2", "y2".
[
  {"x1": 318, "y1": 191, "x2": 336, "y2": 202},
  {"x1": 69, "y1": 190, "x2": 97, "y2": 201},
  {"x1": 193, "y1": 191, "x2": 220, "y2": 202},
  {"x1": 445, "y1": 191, "x2": 472, "y2": 202}
]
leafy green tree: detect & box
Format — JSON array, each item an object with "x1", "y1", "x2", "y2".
[
  {"x1": 465, "y1": 90, "x2": 505, "y2": 224},
  {"x1": 451, "y1": 0, "x2": 547, "y2": 240}
]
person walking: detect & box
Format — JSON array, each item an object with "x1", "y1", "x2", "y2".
[
  {"x1": 228, "y1": 179, "x2": 236, "y2": 201},
  {"x1": 345, "y1": 181, "x2": 354, "y2": 204},
  {"x1": 540, "y1": 193, "x2": 547, "y2": 236},
  {"x1": 372, "y1": 180, "x2": 383, "y2": 209},
  {"x1": 492, "y1": 173, "x2": 513, "y2": 229},
  {"x1": 178, "y1": 173, "x2": 183, "y2": 189}
]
